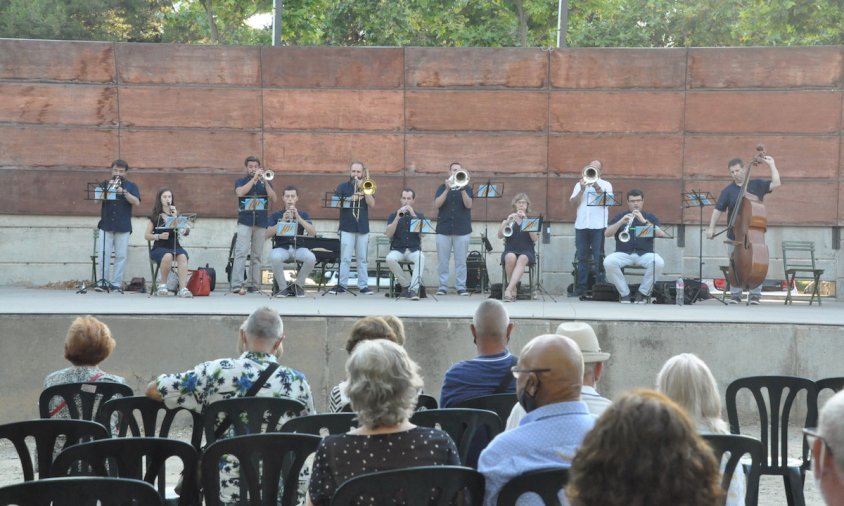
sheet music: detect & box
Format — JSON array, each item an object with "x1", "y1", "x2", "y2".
[
  {"x1": 94, "y1": 187, "x2": 119, "y2": 201},
  {"x1": 521, "y1": 217, "x2": 541, "y2": 233},
  {"x1": 410, "y1": 219, "x2": 435, "y2": 234},
  {"x1": 240, "y1": 197, "x2": 267, "y2": 211},
  {"x1": 275, "y1": 221, "x2": 298, "y2": 236}
]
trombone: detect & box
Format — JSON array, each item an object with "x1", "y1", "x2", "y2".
[
  {"x1": 351, "y1": 167, "x2": 376, "y2": 220},
  {"x1": 447, "y1": 169, "x2": 470, "y2": 190}
]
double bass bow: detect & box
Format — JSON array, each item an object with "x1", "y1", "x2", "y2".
[{"x1": 725, "y1": 144, "x2": 770, "y2": 290}]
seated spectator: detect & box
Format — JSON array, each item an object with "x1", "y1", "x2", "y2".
[
  {"x1": 306, "y1": 339, "x2": 459, "y2": 506},
  {"x1": 440, "y1": 299, "x2": 516, "y2": 408},
  {"x1": 506, "y1": 321, "x2": 611, "y2": 429},
  {"x1": 478, "y1": 334, "x2": 595, "y2": 506},
  {"x1": 567, "y1": 389, "x2": 723, "y2": 506},
  {"x1": 808, "y1": 389, "x2": 844, "y2": 505},
  {"x1": 657, "y1": 353, "x2": 745, "y2": 506},
  {"x1": 43, "y1": 316, "x2": 127, "y2": 419},
  {"x1": 327, "y1": 316, "x2": 400, "y2": 412},
  {"x1": 381, "y1": 315, "x2": 407, "y2": 344},
  {"x1": 146, "y1": 306, "x2": 314, "y2": 504}
]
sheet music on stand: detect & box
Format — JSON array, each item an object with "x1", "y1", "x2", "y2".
[
  {"x1": 642, "y1": 223, "x2": 675, "y2": 240},
  {"x1": 275, "y1": 221, "x2": 298, "y2": 236},
  {"x1": 162, "y1": 214, "x2": 196, "y2": 231},
  {"x1": 87, "y1": 182, "x2": 120, "y2": 201},
  {"x1": 521, "y1": 217, "x2": 542, "y2": 233},
  {"x1": 322, "y1": 192, "x2": 355, "y2": 209},
  {"x1": 475, "y1": 182, "x2": 503, "y2": 198},
  {"x1": 239, "y1": 196, "x2": 268, "y2": 212},
  {"x1": 682, "y1": 190, "x2": 715, "y2": 208},
  {"x1": 586, "y1": 192, "x2": 620, "y2": 207},
  {"x1": 410, "y1": 218, "x2": 436, "y2": 234}
]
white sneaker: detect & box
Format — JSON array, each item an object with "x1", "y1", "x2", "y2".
[
  {"x1": 156, "y1": 284, "x2": 169, "y2": 296},
  {"x1": 178, "y1": 288, "x2": 193, "y2": 298}
]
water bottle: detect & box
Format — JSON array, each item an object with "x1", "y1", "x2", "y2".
[{"x1": 675, "y1": 277, "x2": 685, "y2": 306}]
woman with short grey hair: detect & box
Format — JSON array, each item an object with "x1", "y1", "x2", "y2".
[{"x1": 306, "y1": 339, "x2": 459, "y2": 506}]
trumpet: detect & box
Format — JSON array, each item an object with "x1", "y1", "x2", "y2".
[
  {"x1": 502, "y1": 217, "x2": 516, "y2": 238},
  {"x1": 447, "y1": 169, "x2": 470, "y2": 190},
  {"x1": 260, "y1": 169, "x2": 274, "y2": 181},
  {"x1": 106, "y1": 175, "x2": 124, "y2": 191},
  {"x1": 618, "y1": 220, "x2": 633, "y2": 243},
  {"x1": 582, "y1": 165, "x2": 599, "y2": 185}
]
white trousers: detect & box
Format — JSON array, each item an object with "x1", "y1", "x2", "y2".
[
  {"x1": 270, "y1": 246, "x2": 317, "y2": 286},
  {"x1": 604, "y1": 251, "x2": 664, "y2": 297},
  {"x1": 232, "y1": 224, "x2": 265, "y2": 289},
  {"x1": 386, "y1": 249, "x2": 424, "y2": 291}
]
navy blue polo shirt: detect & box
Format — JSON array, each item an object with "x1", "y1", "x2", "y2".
[
  {"x1": 609, "y1": 210, "x2": 660, "y2": 254},
  {"x1": 98, "y1": 179, "x2": 140, "y2": 233},
  {"x1": 386, "y1": 211, "x2": 424, "y2": 252},
  {"x1": 715, "y1": 179, "x2": 772, "y2": 240},
  {"x1": 235, "y1": 176, "x2": 272, "y2": 228},
  {"x1": 434, "y1": 184, "x2": 472, "y2": 236},
  {"x1": 335, "y1": 180, "x2": 369, "y2": 234},
  {"x1": 269, "y1": 209, "x2": 312, "y2": 249}
]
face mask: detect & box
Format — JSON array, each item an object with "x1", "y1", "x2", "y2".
[{"x1": 517, "y1": 382, "x2": 539, "y2": 413}]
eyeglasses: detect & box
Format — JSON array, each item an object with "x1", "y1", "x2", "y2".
[
  {"x1": 511, "y1": 367, "x2": 551, "y2": 379},
  {"x1": 804, "y1": 428, "x2": 835, "y2": 455}
]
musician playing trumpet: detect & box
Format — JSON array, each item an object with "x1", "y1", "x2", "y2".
[
  {"x1": 604, "y1": 189, "x2": 666, "y2": 304},
  {"x1": 570, "y1": 160, "x2": 612, "y2": 298},
  {"x1": 232, "y1": 155, "x2": 277, "y2": 294},
  {"x1": 266, "y1": 186, "x2": 317, "y2": 297},
  {"x1": 330, "y1": 161, "x2": 375, "y2": 295},
  {"x1": 497, "y1": 193, "x2": 539, "y2": 302},
  {"x1": 434, "y1": 161, "x2": 473, "y2": 296},
  {"x1": 94, "y1": 159, "x2": 141, "y2": 292}
]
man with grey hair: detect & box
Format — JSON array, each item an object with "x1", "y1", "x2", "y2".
[
  {"x1": 808, "y1": 389, "x2": 844, "y2": 505},
  {"x1": 439, "y1": 299, "x2": 516, "y2": 407},
  {"x1": 505, "y1": 321, "x2": 612, "y2": 429}
]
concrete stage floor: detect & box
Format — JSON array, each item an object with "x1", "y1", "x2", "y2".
[{"x1": 2, "y1": 287, "x2": 841, "y2": 325}]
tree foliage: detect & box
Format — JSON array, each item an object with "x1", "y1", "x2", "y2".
[{"x1": 1, "y1": 0, "x2": 842, "y2": 47}]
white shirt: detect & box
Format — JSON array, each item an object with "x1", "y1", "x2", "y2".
[{"x1": 571, "y1": 179, "x2": 613, "y2": 229}]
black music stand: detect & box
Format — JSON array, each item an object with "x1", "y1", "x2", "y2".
[
  {"x1": 475, "y1": 180, "x2": 502, "y2": 294},
  {"x1": 232, "y1": 195, "x2": 268, "y2": 294},
  {"x1": 270, "y1": 218, "x2": 300, "y2": 298},
  {"x1": 85, "y1": 181, "x2": 122, "y2": 294},
  {"x1": 580, "y1": 190, "x2": 621, "y2": 294},
  {"x1": 682, "y1": 190, "x2": 724, "y2": 305},
  {"x1": 320, "y1": 192, "x2": 357, "y2": 296},
  {"x1": 157, "y1": 213, "x2": 196, "y2": 295},
  {"x1": 523, "y1": 215, "x2": 556, "y2": 302}
]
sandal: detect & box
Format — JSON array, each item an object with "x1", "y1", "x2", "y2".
[{"x1": 503, "y1": 291, "x2": 514, "y2": 302}]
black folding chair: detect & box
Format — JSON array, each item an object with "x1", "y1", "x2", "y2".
[
  {"x1": 0, "y1": 477, "x2": 163, "y2": 505},
  {"x1": 280, "y1": 413, "x2": 358, "y2": 436},
  {"x1": 203, "y1": 397, "x2": 306, "y2": 445},
  {"x1": 331, "y1": 465, "x2": 484, "y2": 506},
  {"x1": 98, "y1": 396, "x2": 204, "y2": 450},
  {"x1": 453, "y1": 393, "x2": 517, "y2": 424},
  {"x1": 410, "y1": 408, "x2": 503, "y2": 467},
  {"x1": 702, "y1": 433, "x2": 763, "y2": 506},
  {"x1": 39, "y1": 382, "x2": 134, "y2": 421},
  {"x1": 496, "y1": 467, "x2": 569, "y2": 506}
]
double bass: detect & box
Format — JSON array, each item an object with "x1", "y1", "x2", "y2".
[{"x1": 726, "y1": 145, "x2": 769, "y2": 290}]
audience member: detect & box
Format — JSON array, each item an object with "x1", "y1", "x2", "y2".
[
  {"x1": 440, "y1": 300, "x2": 515, "y2": 408},
  {"x1": 567, "y1": 389, "x2": 723, "y2": 506},
  {"x1": 327, "y1": 316, "x2": 399, "y2": 412},
  {"x1": 657, "y1": 353, "x2": 745, "y2": 506},
  {"x1": 146, "y1": 306, "x2": 314, "y2": 504},
  {"x1": 380, "y1": 315, "x2": 407, "y2": 345},
  {"x1": 807, "y1": 389, "x2": 844, "y2": 505},
  {"x1": 43, "y1": 316, "x2": 127, "y2": 419},
  {"x1": 306, "y1": 339, "x2": 459, "y2": 506},
  {"x1": 478, "y1": 334, "x2": 595, "y2": 506},
  {"x1": 506, "y1": 321, "x2": 611, "y2": 429}
]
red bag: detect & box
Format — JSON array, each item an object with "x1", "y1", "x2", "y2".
[{"x1": 186, "y1": 268, "x2": 211, "y2": 296}]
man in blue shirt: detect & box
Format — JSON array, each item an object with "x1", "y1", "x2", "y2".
[
  {"x1": 434, "y1": 162, "x2": 473, "y2": 296},
  {"x1": 385, "y1": 188, "x2": 425, "y2": 300},
  {"x1": 707, "y1": 156, "x2": 781, "y2": 304},
  {"x1": 95, "y1": 159, "x2": 141, "y2": 291},
  {"x1": 329, "y1": 161, "x2": 375, "y2": 295},
  {"x1": 603, "y1": 188, "x2": 667, "y2": 304},
  {"x1": 478, "y1": 334, "x2": 595, "y2": 506},
  {"x1": 266, "y1": 186, "x2": 317, "y2": 298},
  {"x1": 233, "y1": 156, "x2": 276, "y2": 293},
  {"x1": 439, "y1": 299, "x2": 515, "y2": 407}
]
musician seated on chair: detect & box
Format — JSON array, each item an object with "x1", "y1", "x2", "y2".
[
  {"x1": 706, "y1": 155, "x2": 780, "y2": 305},
  {"x1": 603, "y1": 189, "x2": 666, "y2": 304},
  {"x1": 266, "y1": 186, "x2": 317, "y2": 298},
  {"x1": 385, "y1": 188, "x2": 425, "y2": 300},
  {"x1": 497, "y1": 193, "x2": 538, "y2": 303},
  {"x1": 145, "y1": 187, "x2": 192, "y2": 298}
]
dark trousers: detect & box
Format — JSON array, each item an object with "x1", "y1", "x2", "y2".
[{"x1": 575, "y1": 228, "x2": 606, "y2": 292}]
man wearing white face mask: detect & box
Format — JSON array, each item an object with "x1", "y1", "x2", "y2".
[
  {"x1": 806, "y1": 390, "x2": 844, "y2": 505},
  {"x1": 477, "y1": 334, "x2": 596, "y2": 506}
]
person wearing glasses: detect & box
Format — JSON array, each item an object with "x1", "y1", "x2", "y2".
[
  {"x1": 806, "y1": 390, "x2": 844, "y2": 505},
  {"x1": 477, "y1": 334, "x2": 595, "y2": 506}
]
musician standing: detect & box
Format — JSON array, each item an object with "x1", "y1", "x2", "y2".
[
  {"x1": 233, "y1": 156, "x2": 276, "y2": 293},
  {"x1": 266, "y1": 186, "x2": 317, "y2": 298},
  {"x1": 95, "y1": 159, "x2": 141, "y2": 291},
  {"x1": 434, "y1": 162, "x2": 473, "y2": 296},
  {"x1": 330, "y1": 161, "x2": 375, "y2": 295},
  {"x1": 604, "y1": 189, "x2": 666, "y2": 303},
  {"x1": 385, "y1": 188, "x2": 425, "y2": 300},
  {"x1": 570, "y1": 160, "x2": 612, "y2": 297},
  {"x1": 498, "y1": 193, "x2": 539, "y2": 303},
  {"x1": 707, "y1": 156, "x2": 780, "y2": 304}
]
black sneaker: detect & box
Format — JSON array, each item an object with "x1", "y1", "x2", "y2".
[
  {"x1": 359, "y1": 287, "x2": 374, "y2": 295},
  {"x1": 728, "y1": 296, "x2": 741, "y2": 304},
  {"x1": 328, "y1": 285, "x2": 347, "y2": 295},
  {"x1": 749, "y1": 295, "x2": 761, "y2": 305},
  {"x1": 399, "y1": 288, "x2": 410, "y2": 299},
  {"x1": 409, "y1": 290, "x2": 419, "y2": 301},
  {"x1": 458, "y1": 290, "x2": 469, "y2": 296},
  {"x1": 620, "y1": 294, "x2": 632, "y2": 304},
  {"x1": 634, "y1": 291, "x2": 646, "y2": 304},
  {"x1": 275, "y1": 286, "x2": 292, "y2": 298},
  {"x1": 246, "y1": 286, "x2": 258, "y2": 293},
  {"x1": 294, "y1": 284, "x2": 306, "y2": 297},
  {"x1": 436, "y1": 289, "x2": 447, "y2": 296}
]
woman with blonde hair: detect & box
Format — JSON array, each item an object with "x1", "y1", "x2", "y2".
[
  {"x1": 307, "y1": 339, "x2": 458, "y2": 505},
  {"x1": 657, "y1": 353, "x2": 745, "y2": 505},
  {"x1": 567, "y1": 389, "x2": 723, "y2": 506},
  {"x1": 497, "y1": 193, "x2": 538, "y2": 302}
]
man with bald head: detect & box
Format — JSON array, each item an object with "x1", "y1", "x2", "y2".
[
  {"x1": 808, "y1": 389, "x2": 844, "y2": 505},
  {"x1": 478, "y1": 334, "x2": 596, "y2": 506},
  {"x1": 439, "y1": 299, "x2": 515, "y2": 407}
]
